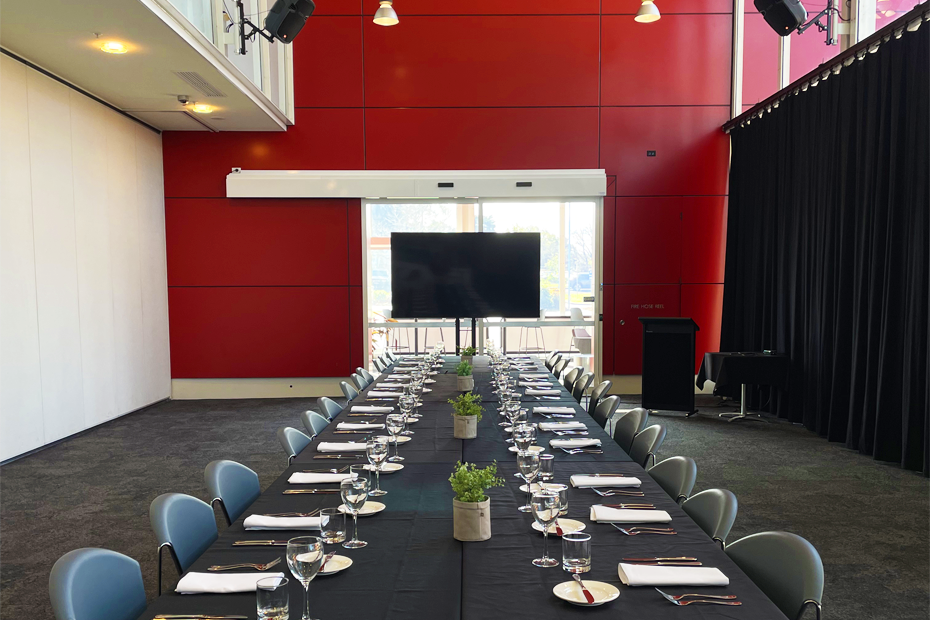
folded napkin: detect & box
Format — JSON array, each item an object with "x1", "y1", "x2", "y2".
[
  {"x1": 336, "y1": 422, "x2": 385, "y2": 430},
  {"x1": 176, "y1": 572, "x2": 287, "y2": 594},
  {"x1": 519, "y1": 381, "x2": 553, "y2": 387},
  {"x1": 589, "y1": 505, "x2": 671, "y2": 523},
  {"x1": 570, "y1": 474, "x2": 641, "y2": 488},
  {"x1": 316, "y1": 442, "x2": 368, "y2": 452},
  {"x1": 550, "y1": 438, "x2": 601, "y2": 448},
  {"x1": 367, "y1": 391, "x2": 401, "y2": 398},
  {"x1": 534, "y1": 407, "x2": 576, "y2": 414},
  {"x1": 617, "y1": 564, "x2": 729, "y2": 587},
  {"x1": 521, "y1": 373, "x2": 550, "y2": 379},
  {"x1": 288, "y1": 472, "x2": 354, "y2": 484},
  {"x1": 526, "y1": 389, "x2": 560, "y2": 395},
  {"x1": 351, "y1": 405, "x2": 393, "y2": 413},
  {"x1": 539, "y1": 421, "x2": 587, "y2": 431},
  {"x1": 243, "y1": 514, "x2": 323, "y2": 530}
]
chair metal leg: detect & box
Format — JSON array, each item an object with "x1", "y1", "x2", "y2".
[{"x1": 797, "y1": 600, "x2": 822, "y2": 620}]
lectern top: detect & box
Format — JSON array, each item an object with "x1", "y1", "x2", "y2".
[{"x1": 638, "y1": 317, "x2": 700, "y2": 331}]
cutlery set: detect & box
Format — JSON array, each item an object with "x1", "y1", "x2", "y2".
[
  {"x1": 301, "y1": 466, "x2": 350, "y2": 473},
  {"x1": 282, "y1": 488, "x2": 339, "y2": 494},
  {"x1": 560, "y1": 448, "x2": 604, "y2": 455},
  {"x1": 552, "y1": 430, "x2": 589, "y2": 436},
  {"x1": 621, "y1": 556, "x2": 702, "y2": 566},
  {"x1": 313, "y1": 455, "x2": 362, "y2": 460},
  {"x1": 262, "y1": 510, "x2": 320, "y2": 517},
  {"x1": 207, "y1": 557, "x2": 281, "y2": 572},
  {"x1": 154, "y1": 616, "x2": 248, "y2": 619},
  {"x1": 598, "y1": 503, "x2": 655, "y2": 510},
  {"x1": 610, "y1": 523, "x2": 677, "y2": 536},
  {"x1": 232, "y1": 540, "x2": 289, "y2": 547},
  {"x1": 655, "y1": 588, "x2": 742, "y2": 606},
  {"x1": 591, "y1": 488, "x2": 645, "y2": 497},
  {"x1": 536, "y1": 413, "x2": 575, "y2": 419}
]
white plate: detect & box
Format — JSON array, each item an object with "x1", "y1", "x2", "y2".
[
  {"x1": 508, "y1": 445, "x2": 545, "y2": 454},
  {"x1": 532, "y1": 518, "x2": 586, "y2": 536},
  {"x1": 363, "y1": 462, "x2": 405, "y2": 474},
  {"x1": 318, "y1": 555, "x2": 353, "y2": 576},
  {"x1": 338, "y1": 501, "x2": 386, "y2": 516},
  {"x1": 553, "y1": 580, "x2": 620, "y2": 606}
]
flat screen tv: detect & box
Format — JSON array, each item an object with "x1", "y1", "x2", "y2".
[{"x1": 390, "y1": 232, "x2": 541, "y2": 319}]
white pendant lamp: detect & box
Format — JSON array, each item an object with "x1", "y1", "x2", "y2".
[
  {"x1": 635, "y1": 0, "x2": 661, "y2": 22},
  {"x1": 374, "y1": 1, "x2": 399, "y2": 26}
]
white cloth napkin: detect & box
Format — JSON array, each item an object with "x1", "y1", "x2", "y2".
[
  {"x1": 551, "y1": 438, "x2": 601, "y2": 448},
  {"x1": 526, "y1": 388, "x2": 560, "y2": 395},
  {"x1": 367, "y1": 391, "x2": 401, "y2": 398},
  {"x1": 534, "y1": 407, "x2": 576, "y2": 414},
  {"x1": 243, "y1": 514, "x2": 323, "y2": 530},
  {"x1": 570, "y1": 475, "x2": 641, "y2": 488},
  {"x1": 521, "y1": 373, "x2": 550, "y2": 379},
  {"x1": 176, "y1": 572, "x2": 287, "y2": 594},
  {"x1": 589, "y1": 505, "x2": 671, "y2": 523},
  {"x1": 617, "y1": 564, "x2": 729, "y2": 587},
  {"x1": 351, "y1": 405, "x2": 393, "y2": 413},
  {"x1": 336, "y1": 422, "x2": 385, "y2": 430},
  {"x1": 539, "y1": 421, "x2": 587, "y2": 431},
  {"x1": 519, "y1": 381, "x2": 553, "y2": 387},
  {"x1": 316, "y1": 442, "x2": 367, "y2": 452},
  {"x1": 288, "y1": 472, "x2": 354, "y2": 484}
]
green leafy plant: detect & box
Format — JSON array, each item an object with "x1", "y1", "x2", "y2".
[
  {"x1": 449, "y1": 461, "x2": 504, "y2": 503},
  {"x1": 456, "y1": 361, "x2": 473, "y2": 376},
  {"x1": 449, "y1": 392, "x2": 482, "y2": 420},
  {"x1": 461, "y1": 346, "x2": 477, "y2": 356}
]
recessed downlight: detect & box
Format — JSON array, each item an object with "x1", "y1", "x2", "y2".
[
  {"x1": 99, "y1": 41, "x2": 128, "y2": 54},
  {"x1": 190, "y1": 103, "x2": 214, "y2": 114}
]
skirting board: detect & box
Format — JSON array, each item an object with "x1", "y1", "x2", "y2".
[
  {"x1": 604, "y1": 376, "x2": 716, "y2": 396},
  {"x1": 171, "y1": 378, "x2": 343, "y2": 400}
]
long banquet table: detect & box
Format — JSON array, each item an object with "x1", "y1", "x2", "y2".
[{"x1": 139, "y1": 356, "x2": 787, "y2": 619}]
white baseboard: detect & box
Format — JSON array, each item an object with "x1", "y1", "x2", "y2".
[
  {"x1": 171, "y1": 378, "x2": 343, "y2": 400},
  {"x1": 603, "y1": 375, "x2": 716, "y2": 396}
]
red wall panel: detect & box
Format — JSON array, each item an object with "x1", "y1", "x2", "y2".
[
  {"x1": 166, "y1": 198, "x2": 349, "y2": 286},
  {"x1": 169, "y1": 287, "x2": 352, "y2": 378},
  {"x1": 600, "y1": 106, "x2": 730, "y2": 196},
  {"x1": 742, "y1": 12, "x2": 781, "y2": 107},
  {"x1": 602, "y1": 285, "x2": 615, "y2": 376},
  {"x1": 349, "y1": 286, "x2": 364, "y2": 369},
  {"x1": 365, "y1": 107, "x2": 599, "y2": 170},
  {"x1": 602, "y1": 0, "x2": 732, "y2": 13},
  {"x1": 603, "y1": 197, "x2": 616, "y2": 285},
  {"x1": 601, "y1": 15, "x2": 731, "y2": 106},
  {"x1": 294, "y1": 17, "x2": 363, "y2": 108},
  {"x1": 680, "y1": 196, "x2": 727, "y2": 284},
  {"x1": 363, "y1": 0, "x2": 599, "y2": 14},
  {"x1": 681, "y1": 283, "x2": 724, "y2": 372},
  {"x1": 789, "y1": 33, "x2": 842, "y2": 83},
  {"x1": 312, "y1": 0, "x2": 362, "y2": 14},
  {"x1": 363, "y1": 17, "x2": 599, "y2": 107},
  {"x1": 613, "y1": 285, "x2": 681, "y2": 374},
  {"x1": 615, "y1": 198, "x2": 682, "y2": 284}
]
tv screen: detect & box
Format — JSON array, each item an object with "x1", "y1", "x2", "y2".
[{"x1": 390, "y1": 232, "x2": 541, "y2": 319}]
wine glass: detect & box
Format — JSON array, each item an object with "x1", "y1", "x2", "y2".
[
  {"x1": 516, "y1": 450, "x2": 540, "y2": 513},
  {"x1": 366, "y1": 437, "x2": 389, "y2": 496},
  {"x1": 531, "y1": 490, "x2": 561, "y2": 568},
  {"x1": 386, "y1": 413, "x2": 405, "y2": 462},
  {"x1": 286, "y1": 536, "x2": 323, "y2": 620},
  {"x1": 514, "y1": 424, "x2": 536, "y2": 452},
  {"x1": 340, "y1": 474, "x2": 369, "y2": 549},
  {"x1": 399, "y1": 395, "x2": 415, "y2": 436}
]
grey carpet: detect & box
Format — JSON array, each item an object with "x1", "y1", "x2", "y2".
[{"x1": 1, "y1": 395, "x2": 928, "y2": 619}]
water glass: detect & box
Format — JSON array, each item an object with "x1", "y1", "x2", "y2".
[
  {"x1": 538, "y1": 454, "x2": 555, "y2": 482},
  {"x1": 366, "y1": 437, "x2": 389, "y2": 496},
  {"x1": 340, "y1": 473, "x2": 369, "y2": 549},
  {"x1": 257, "y1": 576, "x2": 288, "y2": 620},
  {"x1": 320, "y1": 507, "x2": 346, "y2": 544},
  {"x1": 561, "y1": 532, "x2": 592, "y2": 573},
  {"x1": 286, "y1": 536, "x2": 323, "y2": 620},
  {"x1": 531, "y1": 490, "x2": 561, "y2": 568},
  {"x1": 386, "y1": 413, "x2": 406, "y2": 462},
  {"x1": 546, "y1": 483, "x2": 569, "y2": 516},
  {"x1": 516, "y1": 450, "x2": 540, "y2": 513}
]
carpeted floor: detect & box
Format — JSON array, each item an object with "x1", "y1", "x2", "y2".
[{"x1": 1, "y1": 395, "x2": 927, "y2": 619}]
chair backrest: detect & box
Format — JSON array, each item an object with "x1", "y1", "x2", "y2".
[
  {"x1": 340, "y1": 381, "x2": 359, "y2": 400},
  {"x1": 726, "y1": 531, "x2": 824, "y2": 620},
  {"x1": 385, "y1": 349, "x2": 398, "y2": 362},
  {"x1": 681, "y1": 488, "x2": 738, "y2": 546},
  {"x1": 545, "y1": 352, "x2": 561, "y2": 371},
  {"x1": 587, "y1": 380, "x2": 612, "y2": 416},
  {"x1": 647, "y1": 456, "x2": 697, "y2": 503},
  {"x1": 629, "y1": 423, "x2": 666, "y2": 467},
  {"x1": 379, "y1": 353, "x2": 392, "y2": 367},
  {"x1": 301, "y1": 410, "x2": 330, "y2": 437},
  {"x1": 373, "y1": 358, "x2": 386, "y2": 372},
  {"x1": 277, "y1": 426, "x2": 312, "y2": 463},
  {"x1": 49, "y1": 548, "x2": 146, "y2": 620},
  {"x1": 149, "y1": 493, "x2": 218, "y2": 572},
  {"x1": 552, "y1": 359, "x2": 569, "y2": 377},
  {"x1": 204, "y1": 460, "x2": 261, "y2": 525},
  {"x1": 572, "y1": 371, "x2": 594, "y2": 403},
  {"x1": 569, "y1": 307, "x2": 584, "y2": 321},
  {"x1": 317, "y1": 397, "x2": 343, "y2": 421},
  {"x1": 562, "y1": 367, "x2": 581, "y2": 391},
  {"x1": 591, "y1": 395, "x2": 620, "y2": 429},
  {"x1": 357, "y1": 367, "x2": 374, "y2": 383},
  {"x1": 351, "y1": 373, "x2": 367, "y2": 390},
  {"x1": 612, "y1": 408, "x2": 650, "y2": 453}
]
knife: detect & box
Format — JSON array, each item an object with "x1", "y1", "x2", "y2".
[
  {"x1": 283, "y1": 489, "x2": 339, "y2": 494},
  {"x1": 600, "y1": 503, "x2": 656, "y2": 509},
  {"x1": 572, "y1": 574, "x2": 596, "y2": 604},
  {"x1": 232, "y1": 540, "x2": 288, "y2": 546},
  {"x1": 154, "y1": 615, "x2": 249, "y2": 619},
  {"x1": 313, "y1": 455, "x2": 362, "y2": 459},
  {"x1": 623, "y1": 556, "x2": 697, "y2": 562}
]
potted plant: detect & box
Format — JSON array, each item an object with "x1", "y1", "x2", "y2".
[
  {"x1": 455, "y1": 360, "x2": 474, "y2": 391},
  {"x1": 449, "y1": 392, "x2": 481, "y2": 439},
  {"x1": 461, "y1": 346, "x2": 476, "y2": 365},
  {"x1": 449, "y1": 461, "x2": 504, "y2": 541}
]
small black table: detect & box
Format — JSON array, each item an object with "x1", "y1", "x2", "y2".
[{"x1": 696, "y1": 352, "x2": 789, "y2": 422}]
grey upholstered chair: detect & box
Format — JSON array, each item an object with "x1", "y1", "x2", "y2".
[
  {"x1": 587, "y1": 380, "x2": 612, "y2": 416},
  {"x1": 357, "y1": 367, "x2": 374, "y2": 384},
  {"x1": 149, "y1": 493, "x2": 218, "y2": 593},
  {"x1": 562, "y1": 367, "x2": 581, "y2": 392},
  {"x1": 49, "y1": 548, "x2": 147, "y2": 620},
  {"x1": 204, "y1": 460, "x2": 261, "y2": 526},
  {"x1": 373, "y1": 358, "x2": 386, "y2": 372},
  {"x1": 629, "y1": 423, "x2": 666, "y2": 467},
  {"x1": 544, "y1": 350, "x2": 560, "y2": 371},
  {"x1": 647, "y1": 456, "x2": 697, "y2": 504},
  {"x1": 682, "y1": 488, "x2": 738, "y2": 548},
  {"x1": 572, "y1": 371, "x2": 594, "y2": 404},
  {"x1": 351, "y1": 372, "x2": 368, "y2": 390},
  {"x1": 277, "y1": 426, "x2": 312, "y2": 464},
  {"x1": 726, "y1": 531, "x2": 824, "y2": 620},
  {"x1": 552, "y1": 359, "x2": 569, "y2": 377},
  {"x1": 385, "y1": 350, "x2": 398, "y2": 362},
  {"x1": 340, "y1": 381, "x2": 359, "y2": 401},
  {"x1": 591, "y1": 395, "x2": 620, "y2": 429},
  {"x1": 317, "y1": 397, "x2": 343, "y2": 421},
  {"x1": 612, "y1": 408, "x2": 650, "y2": 453},
  {"x1": 301, "y1": 410, "x2": 330, "y2": 438}
]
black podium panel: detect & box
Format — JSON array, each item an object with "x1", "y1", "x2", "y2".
[{"x1": 640, "y1": 317, "x2": 699, "y2": 414}]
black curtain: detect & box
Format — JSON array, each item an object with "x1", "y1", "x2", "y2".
[{"x1": 722, "y1": 21, "x2": 930, "y2": 474}]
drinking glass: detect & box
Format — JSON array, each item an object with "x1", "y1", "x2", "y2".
[
  {"x1": 320, "y1": 508, "x2": 346, "y2": 544},
  {"x1": 538, "y1": 454, "x2": 555, "y2": 482},
  {"x1": 562, "y1": 532, "x2": 592, "y2": 573},
  {"x1": 514, "y1": 424, "x2": 536, "y2": 452},
  {"x1": 366, "y1": 437, "x2": 389, "y2": 496},
  {"x1": 546, "y1": 482, "x2": 569, "y2": 516},
  {"x1": 399, "y1": 395, "x2": 415, "y2": 435},
  {"x1": 340, "y1": 474, "x2": 369, "y2": 549},
  {"x1": 386, "y1": 413, "x2": 406, "y2": 462},
  {"x1": 516, "y1": 450, "x2": 540, "y2": 513},
  {"x1": 531, "y1": 490, "x2": 561, "y2": 568},
  {"x1": 257, "y1": 576, "x2": 288, "y2": 620},
  {"x1": 286, "y1": 536, "x2": 323, "y2": 620}
]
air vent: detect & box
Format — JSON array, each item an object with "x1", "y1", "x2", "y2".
[{"x1": 173, "y1": 71, "x2": 227, "y2": 97}]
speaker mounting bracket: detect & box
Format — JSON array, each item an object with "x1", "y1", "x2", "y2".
[
  {"x1": 796, "y1": 0, "x2": 839, "y2": 45},
  {"x1": 236, "y1": 0, "x2": 275, "y2": 56}
]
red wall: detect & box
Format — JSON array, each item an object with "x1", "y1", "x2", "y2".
[{"x1": 163, "y1": 2, "x2": 733, "y2": 378}]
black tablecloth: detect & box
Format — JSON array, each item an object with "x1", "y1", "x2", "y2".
[
  {"x1": 139, "y1": 356, "x2": 787, "y2": 620},
  {"x1": 696, "y1": 352, "x2": 790, "y2": 399}
]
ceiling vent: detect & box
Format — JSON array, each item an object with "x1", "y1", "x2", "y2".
[{"x1": 173, "y1": 71, "x2": 227, "y2": 97}]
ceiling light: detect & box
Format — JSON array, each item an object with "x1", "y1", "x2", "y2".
[
  {"x1": 99, "y1": 41, "x2": 128, "y2": 54},
  {"x1": 373, "y1": 1, "x2": 399, "y2": 26},
  {"x1": 190, "y1": 103, "x2": 214, "y2": 114},
  {"x1": 635, "y1": 0, "x2": 661, "y2": 22}
]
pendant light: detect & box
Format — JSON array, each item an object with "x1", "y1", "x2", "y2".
[
  {"x1": 635, "y1": 0, "x2": 661, "y2": 22},
  {"x1": 374, "y1": 1, "x2": 399, "y2": 26}
]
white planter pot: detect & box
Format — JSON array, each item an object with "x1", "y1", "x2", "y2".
[
  {"x1": 453, "y1": 498, "x2": 491, "y2": 541},
  {"x1": 461, "y1": 355, "x2": 474, "y2": 366},
  {"x1": 453, "y1": 414, "x2": 478, "y2": 439},
  {"x1": 457, "y1": 375, "x2": 475, "y2": 391}
]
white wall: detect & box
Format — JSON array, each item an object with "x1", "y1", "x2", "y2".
[{"x1": 0, "y1": 55, "x2": 170, "y2": 461}]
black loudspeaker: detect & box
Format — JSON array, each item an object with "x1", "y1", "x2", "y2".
[
  {"x1": 264, "y1": 0, "x2": 315, "y2": 44},
  {"x1": 754, "y1": 0, "x2": 807, "y2": 36}
]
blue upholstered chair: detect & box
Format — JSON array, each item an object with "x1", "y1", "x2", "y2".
[
  {"x1": 647, "y1": 456, "x2": 697, "y2": 504},
  {"x1": 317, "y1": 397, "x2": 343, "y2": 421},
  {"x1": 149, "y1": 493, "x2": 218, "y2": 593},
  {"x1": 682, "y1": 488, "x2": 739, "y2": 548},
  {"x1": 340, "y1": 381, "x2": 359, "y2": 401},
  {"x1": 629, "y1": 423, "x2": 666, "y2": 468},
  {"x1": 357, "y1": 367, "x2": 374, "y2": 384},
  {"x1": 301, "y1": 410, "x2": 330, "y2": 438},
  {"x1": 278, "y1": 426, "x2": 312, "y2": 464},
  {"x1": 373, "y1": 358, "x2": 386, "y2": 372},
  {"x1": 204, "y1": 460, "x2": 260, "y2": 526},
  {"x1": 351, "y1": 372, "x2": 368, "y2": 390},
  {"x1": 49, "y1": 548, "x2": 146, "y2": 620}
]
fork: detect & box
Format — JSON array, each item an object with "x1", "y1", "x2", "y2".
[
  {"x1": 207, "y1": 557, "x2": 282, "y2": 571},
  {"x1": 553, "y1": 430, "x2": 589, "y2": 436},
  {"x1": 592, "y1": 488, "x2": 645, "y2": 497},
  {"x1": 561, "y1": 448, "x2": 604, "y2": 454},
  {"x1": 656, "y1": 589, "x2": 741, "y2": 606},
  {"x1": 301, "y1": 466, "x2": 350, "y2": 473},
  {"x1": 611, "y1": 523, "x2": 676, "y2": 535},
  {"x1": 262, "y1": 509, "x2": 320, "y2": 517},
  {"x1": 654, "y1": 588, "x2": 738, "y2": 601}
]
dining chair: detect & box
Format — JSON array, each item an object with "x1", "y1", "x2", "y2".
[
  {"x1": 149, "y1": 493, "x2": 218, "y2": 593},
  {"x1": 385, "y1": 349, "x2": 398, "y2": 362},
  {"x1": 726, "y1": 531, "x2": 824, "y2": 620},
  {"x1": 373, "y1": 358, "x2": 386, "y2": 372},
  {"x1": 681, "y1": 488, "x2": 738, "y2": 548},
  {"x1": 49, "y1": 548, "x2": 147, "y2": 620},
  {"x1": 545, "y1": 352, "x2": 561, "y2": 371},
  {"x1": 628, "y1": 423, "x2": 666, "y2": 468},
  {"x1": 587, "y1": 380, "x2": 612, "y2": 416},
  {"x1": 277, "y1": 426, "x2": 312, "y2": 464},
  {"x1": 647, "y1": 456, "x2": 697, "y2": 504},
  {"x1": 562, "y1": 367, "x2": 581, "y2": 392},
  {"x1": 552, "y1": 359, "x2": 569, "y2": 377},
  {"x1": 357, "y1": 367, "x2": 375, "y2": 384},
  {"x1": 351, "y1": 372, "x2": 368, "y2": 390},
  {"x1": 571, "y1": 371, "x2": 594, "y2": 404},
  {"x1": 204, "y1": 460, "x2": 261, "y2": 526},
  {"x1": 380, "y1": 353, "x2": 392, "y2": 367},
  {"x1": 301, "y1": 410, "x2": 330, "y2": 438},
  {"x1": 591, "y1": 395, "x2": 620, "y2": 429},
  {"x1": 612, "y1": 408, "x2": 650, "y2": 453},
  {"x1": 317, "y1": 397, "x2": 343, "y2": 421},
  {"x1": 340, "y1": 381, "x2": 359, "y2": 401}
]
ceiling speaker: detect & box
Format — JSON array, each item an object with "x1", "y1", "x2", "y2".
[{"x1": 754, "y1": 0, "x2": 808, "y2": 35}]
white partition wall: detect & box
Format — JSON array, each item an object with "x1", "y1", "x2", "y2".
[{"x1": 0, "y1": 55, "x2": 170, "y2": 461}]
